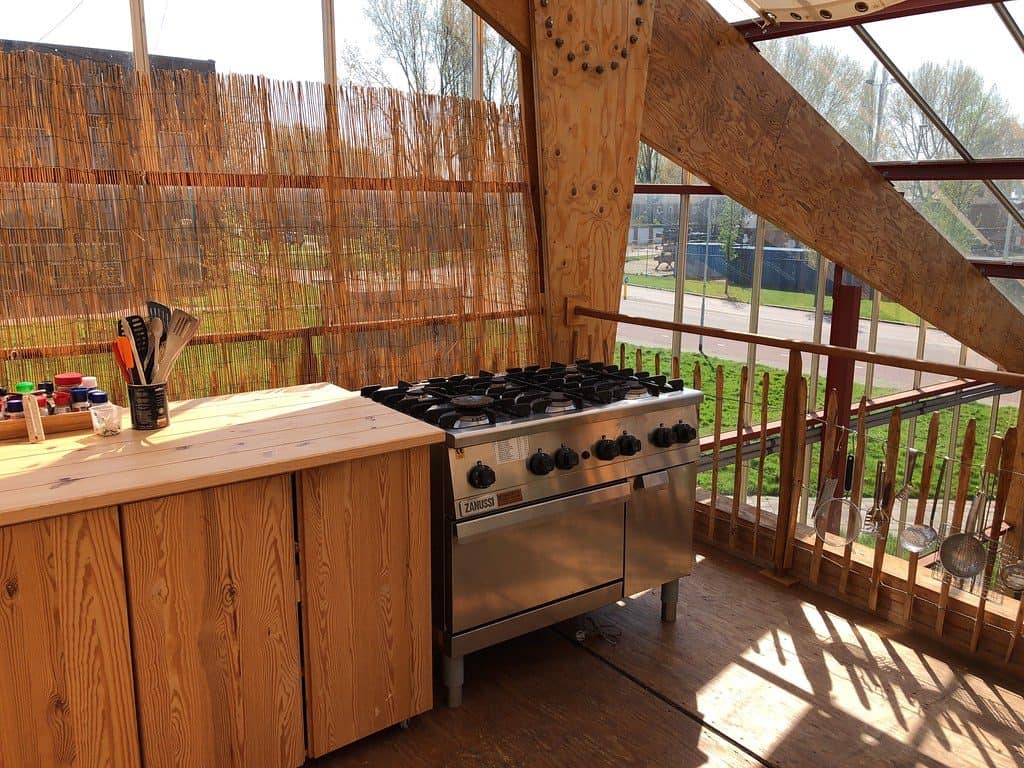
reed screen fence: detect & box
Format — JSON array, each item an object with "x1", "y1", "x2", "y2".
[{"x1": 0, "y1": 51, "x2": 546, "y2": 398}]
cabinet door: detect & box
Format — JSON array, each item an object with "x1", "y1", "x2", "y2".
[
  {"x1": 298, "y1": 447, "x2": 432, "y2": 757},
  {"x1": 122, "y1": 476, "x2": 304, "y2": 768},
  {"x1": 0, "y1": 508, "x2": 140, "y2": 768}
]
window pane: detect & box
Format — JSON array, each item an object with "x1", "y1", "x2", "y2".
[
  {"x1": 704, "y1": 0, "x2": 758, "y2": 23},
  {"x1": 757, "y1": 28, "x2": 961, "y2": 162},
  {"x1": 0, "y1": 1, "x2": 132, "y2": 52},
  {"x1": 862, "y1": 8, "x2": 1024, "y2": 158},
  {"x1": 897, "y1": 180, "x2": 1021, "y2": 260},
  {"x1": 145, "y1": 0, "x2": 324, "y2": 81},
  {"x1": 636, "y1": 143, "x2": 683, "y2": 184}
]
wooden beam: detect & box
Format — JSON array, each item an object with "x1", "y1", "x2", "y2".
[
  {"x1": 641, "y1": 0, "x2": 1024, "y2": 371},
  {"x1": 526, "y1": 0, "x2": 655, "y2": 360},
  {"x1": 469, "y1": 0, "x2": 1024, "y2": 371}
]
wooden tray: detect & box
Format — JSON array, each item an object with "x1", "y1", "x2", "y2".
[{"x1": 0, "y1": 410, "x2": 94, "y2": 442}]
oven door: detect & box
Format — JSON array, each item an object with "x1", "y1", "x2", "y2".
[
  {"x1": 450, "y1": 481, "x2": 629, "y2": 633},
  {"x1": 625, "y1": 463, "x2": 696, "y2": 595}
]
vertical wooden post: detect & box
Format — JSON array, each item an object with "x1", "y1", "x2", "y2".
[
  {"x1": 938, "y1": 420, "x2": 976, "y2": 637},
  {"x1": 902, "y1": 413, "x2": 940, "y2": 626},
  {"x1": 838, "y1": 397, "x2": 868, "y2": 595},
  {"x1": 809, "y1": 389, "x2": 839, "y2": 585},
  {"x1": 729, "y1": 366, "x2": 748, "y2": 550},
  {"x1": 972, "y1": 428, "x2": 1016, "y2": 652},
  {"x1": 868, "y1": 409, "x2": 902, "y2": 613},
  {"x1": 752, "y1": 371, "x2": 770, "y2": 559},
  {"x1": 708, "y1": 366, "x2": 724, "y2": 539},
  {"x1": 767, "y1": 350, "x2": 802, "y2": 583},
  {"x1": 128, "y1": 0, "x2": 150, "y2": 78}
]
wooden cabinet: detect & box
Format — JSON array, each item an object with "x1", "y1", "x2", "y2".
[
  {"x1": 0, "y1": 508, "x2": 140, "y2": 768},
  {"x1": 297, "y1": 447, "x2": 433, "y2": 757},
  {"x1": 121, "y1": 476, "x2": 305, "y2": 768}
]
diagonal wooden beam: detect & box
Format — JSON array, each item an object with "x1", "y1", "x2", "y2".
[
  {"x1": 466, "y1": 0, "x2": 1024, "y2": 371},
  {"x1": 642, "y1": 0, "x2": 1024, "y2": 371}
]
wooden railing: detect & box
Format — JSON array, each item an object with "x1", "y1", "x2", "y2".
[{"x1": 574, "y1": 302, "x2": 1024, "y2": 675}]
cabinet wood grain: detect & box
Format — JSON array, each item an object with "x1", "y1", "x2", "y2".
[
  {"x1": 0, "y1": 508, "x2": 139, "y2": 768},
  {"x1": 298, "y1": 447, "x2": 432, "y2": 757},
  {"x1": 121, "y1": 476, "x2": 304, "y2": 768}
]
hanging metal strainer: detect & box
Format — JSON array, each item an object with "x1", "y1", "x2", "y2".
[
  {"x1": 939, "y1": 478, "x2": 989, "y2": 579},
  {"x1": 814, "y1": 454, "x2": 861, "y2": 547}
]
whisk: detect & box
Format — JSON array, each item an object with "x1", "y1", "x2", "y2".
[
  {"x1": 861, "y1": 460, "x2": 886, "y2": 535},
  {"x1": 894, "y1": 448, "x2": 920, "y2": 503}
]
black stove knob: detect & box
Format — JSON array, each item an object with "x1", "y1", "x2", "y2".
[
  {"x1": 467, "y1": 461, "x2": 496, "y2": 489},
  {"x1": 651, "y1": 424, "x2": 675, "y2": 448},
  {"x1": 594, "y1": 436, "x2": 620, "y2": 461},
  {"x1": 617, "y1": 432, "x2": 642, "y2": 456},
  {"x1": 554, "y1": 444, "x2": 580, "y2": 470},
  {"x1": 673, "y1": 421, "x2": 698, "y2": 444},
  {"x1": 528, "y1": 449, "x2": 555, "y2": 476}
]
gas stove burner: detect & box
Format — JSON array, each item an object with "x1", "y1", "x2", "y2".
[
  {"x1": 452, "y1": 412, "x2": 491, "y2": 429},
  {"x1": 545, "y1": 395, "x2": 576, "y2": 413},
  {"x1": 624, "y1": 384, "x2": 651, "y2": 400},
  {"x1": 451, "y1": 394, "x2": 494, "y2": 410}
]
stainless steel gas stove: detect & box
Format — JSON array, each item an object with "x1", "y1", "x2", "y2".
[{"x1": 361, "y1": 360, "x2": 703, "y2": 707}]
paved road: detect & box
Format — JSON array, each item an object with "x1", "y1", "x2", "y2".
[{"x1": 616, "y1": 286, "x2": 1008, "y2": 398}]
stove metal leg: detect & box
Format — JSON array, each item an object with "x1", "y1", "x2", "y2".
[
  {"x1": 660, "y1": 579, "x2": 679, "y2": 623},
  {"x1": 442, "y1": 653, "x2": 464, "y2": 708}
]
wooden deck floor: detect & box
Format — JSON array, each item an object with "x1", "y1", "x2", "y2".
[{"x1": 313, "y1": 549, "x2": 1024, "y2": 768}]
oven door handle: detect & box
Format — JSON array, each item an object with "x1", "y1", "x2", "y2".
[{"x1": 455, "y1": 481, "x2": 631, "y2": 542}]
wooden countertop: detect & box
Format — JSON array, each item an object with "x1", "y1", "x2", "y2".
[{"x1": 0, "y1": 383, "x2": 444, "y2": 528}]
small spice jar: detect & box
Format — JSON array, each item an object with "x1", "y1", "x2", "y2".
[
  {"x1": 70, "y1": 387, "x2": 91, "y2": 412},
  {"x1": 14, "y1": 381, "x2": 34, "y2": 395},
  {"x1": 81, "y1": 375, "x2": 99, "y2": 391},
  {"x1": 4, "y1": 398, "x2": 24, "y2": 420},
  {"x1": 53, "y1": 391, "x2": 72, "y2": 415},
  {"x1": 54, "y1": 372, "x2": 84, "y2": 392}
]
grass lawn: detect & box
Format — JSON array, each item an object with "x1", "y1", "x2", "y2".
[
  {"x1": 623, "y1": 274, "x2": 918, "y2": 325},
  {"x1": 620, "y1": 343, "x2": 1017, "y2": 505}
]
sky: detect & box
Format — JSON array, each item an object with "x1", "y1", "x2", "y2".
[{"x1": 0, "y1": 0, "x2": 1021, "y2": 119}]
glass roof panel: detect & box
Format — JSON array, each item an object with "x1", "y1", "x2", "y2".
[
  {"x1": 861, "y1": 7, "x2": 1024, "y2": 159},
  {"x1": 991, "y1": 278, "x2": 1024, "y2": 313},
  {"x1": 756, "y1": 28, "x2": 960, "y2": 162},
  {"x1": 896, "y1": 180, "x2": 1023, "y2": 261},
  {"x1": 705, "y1": 0, "x2": 758, "y2": 23}
]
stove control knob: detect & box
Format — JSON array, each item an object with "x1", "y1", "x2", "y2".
[
  {"x1": 673, "y1": 422, "x2": 698, "y2": 444},
  {"x1": 468, "y1": 461, "x2": 496, "y2": 489},
  {"x1": 554, "y1": 444, "x2": 580, "y2": 470},
  {"x1": 594, "y1": 436, "x2": 620, "y2": 461},
  {"x1": 528, "y1": 450, "x2": 555, "y2": 476},
  {"x1": 651, "y1": 424, "x2": 675, "y2": 448},
  {"x1": 617, "y1": 432, "x2": 642, "y2": 456}
]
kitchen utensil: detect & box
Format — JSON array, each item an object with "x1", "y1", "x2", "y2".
[
  {"x1": 152, "y1": 309, "x2": 199, "y2": 383},
  {"x1": 146, "y1": 316, "x2": 164, "y2": 385},
  {"x1": 900, "y1": 455, "x2": 950, "y2": 554},
  {"x1": 894, "y1": 448, "x2": 920, "y2": 502},
  {"x1": 1001, "y1": 559, "x2": 1024, "y2": 592},
  {"x1": 116, "y1": 336, "x2": 139, "y2": 385},
  {"x1": 862, "y1": 460, "x2": 885, "y2": 534},
  {"x1": 146, "y1": 300, "x2": 172, "y2": 345},
  {"x1": 814, "y1": 453, "x2": 862, "y2": 547},
  {"x1": 119, "y1": 315, "x2": 150, "y2": 385},
  {"x1": 112, "y1": 341, "x2": 131, "y2": 384},
  {"x1": 939, "y1": 475, "x2": 989, "y2": 579}
]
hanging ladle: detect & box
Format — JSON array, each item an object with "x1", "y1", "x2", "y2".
[
  {"x1": 814, "y1": 454, "x2": 861, "y2": 546},
  {"x1": 939, "y1": 471, "x2": 991, "y2": 579},
  {"x1": 899, "y1": 455, "x2": 950, "y2": 554}
]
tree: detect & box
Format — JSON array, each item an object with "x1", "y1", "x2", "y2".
[
  {"x1": 758, "y1": 37, "x2": 874, "y2": 157},
  {"x1": 715, "y1": 198, "x2": 745, "y2": 297},
  {"x1": 342, "y1": 0, "x2": 519, "y2": 105}
]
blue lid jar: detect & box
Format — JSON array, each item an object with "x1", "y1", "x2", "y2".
[
  {"x1": 70, "y1": 386, "x2": 90, "y2": 404},
  {"x1": 5, "y1": 399, "x2": 23, "y2": 414},
  {"x1": 88, "y1": 390, "x2": 109, "y2": 405}
]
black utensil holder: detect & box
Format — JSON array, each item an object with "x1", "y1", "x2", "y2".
[{"x1": 128, "y1": 383, "x2": 169, "y2": 431}]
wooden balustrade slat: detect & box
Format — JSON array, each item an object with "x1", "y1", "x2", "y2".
[
  {"x1": 729, "y1": 366, "x2": 748, "y2": 550},
  {"x1": 869, "y1": 409, "x2": 903, "y2": 612},
  {"x1": 938, "y1": 420, "x2": 977, "y2": 637},
  {"x1": 903, "y1": 413, "x2": 940, "y2": 626},
  {"x1": 973, "y1": 428, "x2": 1016, "y2": 652},
  {"x1": 752, "y1": 371, "x2": 770, "y2": 560},
  {"x1": 708, "y1": 366, "x2": 724, "y2": 539},
  {"x1": 839, "y1": 397, "x2": 869, "y2": 595},
  {"x1": 809, "y1": 390, "x2": 839, "y2": 585}
]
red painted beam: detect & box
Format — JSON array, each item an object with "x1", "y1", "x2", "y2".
[
  {"x1": 734, "y1": 0, "x2": 997, "y2": 40},
  {"x1": 874, "y1": 159, "x2": 1024, "y2": 181}
]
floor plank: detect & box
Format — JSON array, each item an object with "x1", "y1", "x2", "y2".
[
  {"x1": 309, "y1": 548, "x2": 1024, "y2": 767},
  {"x1": 582, "y1": 550, "x2": 1024, "y2": 768},
  {"x1": 311, "y1": 630, "x2": 756, "y2": 768}
]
